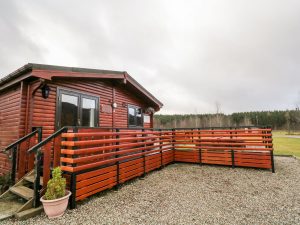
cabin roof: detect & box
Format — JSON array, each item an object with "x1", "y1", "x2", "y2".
[{"x1": 0, "y1": 63, "x2": 163, "y2": 110}]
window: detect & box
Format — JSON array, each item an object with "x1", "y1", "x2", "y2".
[
  {"x1": 61, "y1": 93, "x2": 79, "y2": 127},
  {"x1": 57, "y1": 89, "x2": 99, "y2": 128},
  {"x1": 81, "y1": 97, "x2": 96, "y2": 127},
  {"x1": 128, "y1": 105, "x2": 143, "y2": 127}
]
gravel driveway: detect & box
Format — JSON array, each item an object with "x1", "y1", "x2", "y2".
[{"x1": 4, "y1": 156, "x2": 300, "y2": 225}]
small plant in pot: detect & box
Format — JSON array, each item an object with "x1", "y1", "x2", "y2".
[{"x1": 40, "y1": 167, "x2": 71, "y2": 218}]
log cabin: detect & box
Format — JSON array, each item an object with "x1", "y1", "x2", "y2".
[
  {"x1": 0, "y1": 63, "x2": 163, "y2": 175},
  {"x1": 0, "y1": 64, "x2": 274, "y2": 219}
]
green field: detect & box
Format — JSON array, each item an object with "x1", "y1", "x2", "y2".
[{"x1": 273, "y1": 131, "x2": 300, "y2": 158}]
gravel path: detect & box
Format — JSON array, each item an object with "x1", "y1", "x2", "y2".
[{"x1": 4, "y1": 156, "x2": 300, "y2": 225}]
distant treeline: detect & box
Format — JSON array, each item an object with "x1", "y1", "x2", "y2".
[{"x1": 154, "y1": 110, "x2": 300, "y2": 131}]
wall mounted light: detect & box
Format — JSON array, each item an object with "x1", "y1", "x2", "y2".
[
  {"x1": 41, "y1": 84, "x2": 50, "y2": 99},
  {"x1": 112, "y1": 102, "x2": 118, "y2": 109}
]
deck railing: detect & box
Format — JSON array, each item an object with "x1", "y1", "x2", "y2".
[
  {"x1": 3, "y1": 127, "x2": 42, "y2": 183},
  {"x1": 27, "y1": 127, "x2": 68, "y2": 207},
  {"x1": 173, "y1": 128, "x2": 274, "y2": 170},
  {"x1": 58, "y1": 126, "x2": 273, "y2": 208},
  {"x1": 60, "y1": 128, "x2": 174, "y2": 208},
  {"x1": 11, "y1": 126, "x2": 273, "y2": 209}
]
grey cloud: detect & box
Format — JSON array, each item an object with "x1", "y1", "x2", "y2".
[
  {"x1": 0, "y1": 0, "x2": 300, "y2": 114},
  {"x1": 0, "y1": 1, "x2": 45, "y2": 71}
]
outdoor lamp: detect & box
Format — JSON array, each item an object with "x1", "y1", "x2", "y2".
[
  {"x1": 41, "y1": 84, "x2": 50, "y2": 99},
  {"x1": 112, "y1": 102, "x2": 118, "y2": 109}
]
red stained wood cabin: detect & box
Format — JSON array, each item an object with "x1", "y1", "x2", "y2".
[
  {"x1": 0, "y1": 63, "x2": 163, "y2": 175},
  {"x1": 0, "y1": 64, "x2": 274, "y2": 217}
]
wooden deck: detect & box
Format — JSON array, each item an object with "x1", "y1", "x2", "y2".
[
  {"x1": 2, "y1": 126, "x2": 274, "y2": 210},
  {"x1": 57, "y1": 127, "x2": 273, "y2": 208}
]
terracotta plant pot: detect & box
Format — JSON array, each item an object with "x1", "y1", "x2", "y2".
[{"x1": 40, "y1": 190, "x2": 71, "y2": 218}]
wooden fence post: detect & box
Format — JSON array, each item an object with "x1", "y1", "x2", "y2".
[
  {"x1": 69, "y1": 127, "x2": 78, "y2": 209},
  {"x1": 268, "y1": 127, "x2": 275, "y2": 173},
  {"x1": 115, "y1": 128, "x2": 120, "y2": 189},
  {"x1": 172, "y1": 128, "x2": 175, "y2": 162},
  {"x1": 33, "y1": 127, "x2": 43, "y2": 208},
  {"x1": 231, "y1": 128, "x2": 235, "y2": 168},
  {"x1": 191, "y1": 128, "x2": 194, "y2": 143},
  {"x1": 159, "y1": 129, "x2": 163, "y2": 168},
  {"x1": 11, "y1": 146, "x2": 17, "y2": 184},
  {"x1": 198, "y1": 128, "x2": 202, "y2": 165},
  {"x1": 141, "y1": 129, "x2": 146, "y2": 178},
  {"x1": 70, "y1": 173, "x2": 77, "y2": 209},
  {"x1": 231, "y1": 150, "x2": 235, "y2": 169},
  {"x1": 72, "y1": 127, "x2": 78, "y2": 168}
]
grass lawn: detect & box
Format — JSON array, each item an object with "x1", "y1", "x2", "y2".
[{"x1": 273, "y1": 131, "x2": 300, "y2": 158}]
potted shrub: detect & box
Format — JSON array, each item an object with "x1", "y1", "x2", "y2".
[{"x1": 40, "y1": 167, "x2": 71, "y2": 218}]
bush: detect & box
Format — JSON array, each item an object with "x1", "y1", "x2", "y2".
[{"x1": 45, "y1": 167, "x2": 66, "y2": 200}]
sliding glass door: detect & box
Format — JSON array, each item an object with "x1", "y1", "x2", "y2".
[{"x1": 57, "y1": 89, "x2": 99, "y2": 128}]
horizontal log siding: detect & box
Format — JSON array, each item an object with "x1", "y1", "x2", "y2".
[
  {"x1": 29, "y1": 78, "x2": 153, "y2": 139},
  {"x1": 114, "y1": 85, "x2": 148, "y2": 128},
  {"x1": 144, "y1": 122, "x2": 151, "y2": 128},
  {"x1": 0, "y1": 86, "x2": 21, "y2": 174},
  {"x1": 29, "y1": 81, "x2": 56, "y2": 139}
]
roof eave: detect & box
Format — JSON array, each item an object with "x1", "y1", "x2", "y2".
[
  {"x1": 0, "y1": 64, "x2": 33, "y2": 91},
  {"x1": 124, "y1": 73, "x2": 163, "y2": 110}
]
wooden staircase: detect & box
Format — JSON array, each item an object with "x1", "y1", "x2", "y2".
[
  {"x1": 0, "y1": 170, "x2": 43, "y2": 220},
  {"x1": 0, "y1": 127, "x2": 65, "y2": 220}
]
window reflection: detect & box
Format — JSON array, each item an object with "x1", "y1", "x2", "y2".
[
  {"x1": 82, "y1": 98, "x2": 96, "y2": 127},
  {"x1": 61, "y1": 94, "x2": 78, "y2": 127},
  {"x1": 129, "y1": 107, "x2": 135, "y2": 126},
  {"x1": 136, "y1": 108, "x2": 142, "y2": 126},
  {"x1": 59, "y1": 91, "x2": 99, "y2": 128},
  {"x1": 128, "y1": 106, "x2": 143, "y2": 127}
]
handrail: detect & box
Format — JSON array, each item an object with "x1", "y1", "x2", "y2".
[
  {"x1": 28, "y1": 127, "x2": 68, "y2": 153},
  {"x1": 2, "y1": 127, "x2": 42, "y2": 185},
  {"x1": 171, "y1": 125, "x2": 272, "y2": 130},
  {"x1": 64, "y1": 126, "x2": 173, "y2": 131},
  {"x1": 63, "y1": 125, "x2": 272, "y2": 131},
  {"x1": 4, "y1": 129, "x2": 38, "y2": 151},
  {"x1": 27, "y1": 126, "x2": 68, "y2": 208}
]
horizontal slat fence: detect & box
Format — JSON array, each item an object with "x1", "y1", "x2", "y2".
[
  {"x1": 60, "y1": 128, "x2": 174, "y2": 207},
  {"x1": 173, "y1": 128, "x2": 273, "y2": 169},
  {"x1": 59, "y1": 126, "x2": 273, "y2": 208}
]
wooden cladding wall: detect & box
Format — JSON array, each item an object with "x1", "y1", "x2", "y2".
[
  {"x1": 29, "y1": 81, "x2": 56, "y2": 138},
  {"x1": 59, "y1": 127, "x2": 273, "y2": 207},
  {"x1": 29, "y1": 78, "x2": 152, "y2": 140},
  {"x1": 0, "y1": 77, "x2": 154, "y2": 175},
  {"x1": 0, "y1": 86, "x2": 21, "y2": 174},
  {"x1": 114, "y1": 85, "x2": 148, "y2": 128}
]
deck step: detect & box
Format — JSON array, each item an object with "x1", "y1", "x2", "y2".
[
  {"x1": 14, "y1": 206, "x2": 43, "y2": 220},
  {"x1": 10, "y1": 186, "x2": 34, "y2": 200},
  {"x1": 24, "y1": 175, "x2": 43, "y2": 186}
]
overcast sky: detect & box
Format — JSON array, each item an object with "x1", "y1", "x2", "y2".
[{"x1": 1, "y1": 0, "x2": 300, "y2": 114}]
